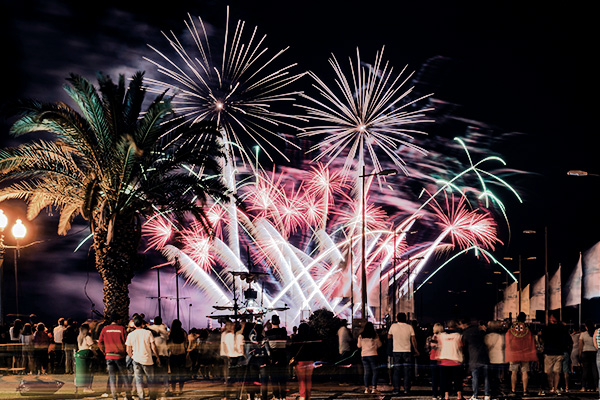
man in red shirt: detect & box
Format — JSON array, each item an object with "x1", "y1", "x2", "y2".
[
  {"x1": 99, "y1": 314, "x2": 133, "y2": 400},
  {"x1": 505, "y1": 312, "x2": 537, "y2": 395}
]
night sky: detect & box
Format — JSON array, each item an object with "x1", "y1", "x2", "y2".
[{"x1": 1, "y1": 0, "x2": 598, "y2": 327}]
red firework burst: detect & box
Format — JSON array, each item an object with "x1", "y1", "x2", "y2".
[{"x1": 430, "y1": 193, "x2": 500, "y2": 250}]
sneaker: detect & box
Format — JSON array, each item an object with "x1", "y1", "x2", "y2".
[
  {"x1": 101, "y1": 394, "x2": 109, "y2": 398},
  {"x1": 484, "y1": 397, "x2": 491, "y2": 400},
  {"x1": 371, "y1": 389, "x2": 378, "y2": 394},
  {"x1": 365, "y1": 389, "x2": 370, "y2": 394},
  {"x1": 469, "y1": 397, "x2": 479, "y2": 400}
]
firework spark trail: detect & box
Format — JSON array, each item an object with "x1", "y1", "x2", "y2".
[
  {"x1": 162, "y1": 245, "x2": 232, "y2": 305},
  {"x1": 145, "y1": 8, "x2": 305, "y2": 164},
  {"x1": 298, "y1": 47, "x2": 433, "y2": 178},
  {"x1": 260, "y1": 220, "x2": 334, "y2": 312}
]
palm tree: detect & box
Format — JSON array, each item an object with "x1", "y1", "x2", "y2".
[{"x1": 0, "y1": 71, "x2": 228, "y2": 318}]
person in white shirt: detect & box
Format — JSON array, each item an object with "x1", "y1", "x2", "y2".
[
  {"x1": 357, "y1": 321, "x2": 382, "y2": 393},
  {"x1": 220, "y1": 320, "x2": 244, "y2": 400},
  {"x1": 75, "y1": 323, "x2": 96, "y2": 394},
  {"x1": 148, "y1": 316, "x2": 169, "y2": 395},
  {"x1": 52, "y1": 318, "x2": 66, "y2": 373},
  {"x1": 126, "y1": 317, "x2": 160, "y2": 400},
  {"x1": 387, "y1": 312, "x2": 419, "y2": 395}
]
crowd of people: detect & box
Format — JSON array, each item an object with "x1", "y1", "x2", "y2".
[{"x1": 0, "y1": 310, "x2": 599, "y2": 400}]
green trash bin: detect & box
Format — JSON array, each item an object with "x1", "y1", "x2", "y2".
[{"x1": 74, "y1": 349, "x2": 93, "y2": 388}]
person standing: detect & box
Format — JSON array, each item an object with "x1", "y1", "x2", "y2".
[
  {"x1": 540, "y1": 314, "x2": 571, "y2": 395},
  {"x1": 426, "y1": 323, "x2": 444, "y2": 400},
  {"x1": 63, "y1": 319, "x2": 78, "y2": 374},
  {"x1": 187, "y1": 328, "x2": 200, "y2": 378},
  {"x1": 437, "y1": 320, "x2": 464, "y2": 400},
  {"x1": 579, "y1": 320, "x2": 598, "y2": 392},
  {"x1": 19, "y1": 323, "x2": 34, "y2": 374},
  {"x1": 265, "y1": 315, "x2": 289, "y2": 400},
  {"x1": 75, "y1": 323, "x2": 96, "y2": 394},
  {"x1": 99, "y1": 314, "x2": 133, "y2": 400},
  {"x1": 504, "y1": 312, "x2": 537, "y2": 395},
  {"x1": 388, "y1": 312, "x2": 419, "y2": 395},
  {"x1": 220, "y1": 320, "x2": 244, "y2": 400},
  {"x1": 148, "y1": 316, "x2": 169, "y2": 396},
  {"x1": 52, "y1": 318, "x2": 65, "y2": 373},
  {"x1": 126, "y1": 317, "x2": 160, "y2": 400},
  {"x1": 336, "y1": 319, "x2": 353, "y2": 383},
  {"x1": 458, "y1": 318, "x2": 490, "y2": 400},
  {"x1": 33, "y1": 323, "x2": 51, "y2": 374},
  {"x1": 484, "y1": 320, "x2": 506, "y2": 399},
  {"x1": 357, "y1": 321, "x2": 382, "y2": 394},
  {"x1": 168, "y1": 319, "x2": 188, "y2": 396},
  {"x1": 290, "y1": 322, "x2": 319, "y2": 400}
]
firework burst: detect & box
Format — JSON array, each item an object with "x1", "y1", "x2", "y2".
[
  {"x1": 144, "y1": 7, "x2": 305, "y2": 163},
  {"x1": 298, "y1": 47, "x2": 433, "y2": 177}
]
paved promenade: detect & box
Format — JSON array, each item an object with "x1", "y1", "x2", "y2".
[{"x1": 1, "y1": 373, "x2": 598, "y2": 400}]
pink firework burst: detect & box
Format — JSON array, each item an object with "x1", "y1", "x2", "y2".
[
  {"x1": 430, "y1": 193, "x2": 500, "y2": 250},
  {"x1": 142, "y1": 215, "x2": 174, "y2": 252},
  {"x1": 337, "y1": 197, "x2": 389, "y2": 232},
  {"x1": 303, "y1": 195, "x2": 327, "y2": 228},
  {"x1": 207, "y1": 204, "x2": 227, "y2": 238},
  {"x1": 305, "y1": 163, "x2": 349, "y2": 203},
  {"x1": 180, "y1": 222, "x2": 214, "y2": 272},
  {"x1": 246, "y1": 168, "x2": 285, "y2": 220},
  {"x1": 275, "y1": 185, "x2": 307, "y2": 237}
]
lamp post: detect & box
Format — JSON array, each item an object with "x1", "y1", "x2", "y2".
[
  {"x1": 0, "y1": 210, "x2": 7, "y2": 326},
  {"x1": 12, "y1": 219, "x2": 26, "y2": 318},
  {"x1": 359, "y1": 167, "x2": 397, "y2": 320},
  {"x1": 503, "y1": 255, "x2": 536, "y2": 314},
  {"x1": 0, "y1": 210, "x2": 27, "y2": 324},
  {"x1": 522, "y1": 228, "x2": 548, "y2": 323}
]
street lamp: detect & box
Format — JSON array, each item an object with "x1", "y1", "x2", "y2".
[
  {"x1": 359, "y1": 167, "x2": 397, "y2": 320},
  {"x1": 567, "y1": 170, "x2": 600, "y2": 177},
  {"x1": 12, "y1": 219, "x2": 26, "y2": 318},
  {"x1": 0, "y1": 210, "x2": 7, "y2": 326},
  {"x1": 0, "y1": 210, "x2": 28, "y2": 324}
]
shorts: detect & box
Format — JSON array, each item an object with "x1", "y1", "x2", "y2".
[
  {"x1": 544, "y1": 355, "x2": 564, "y2": 374},
  {"x1": 509, "y1": 361, "x2": 530, "y2": 372}
]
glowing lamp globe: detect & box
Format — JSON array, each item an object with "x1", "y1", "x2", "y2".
[
  {"x1": 0, "y1": 210, "x2": 7, "y2": 230},
  {"x1": 12, "y1": 219, "x2": 26, "y2": 240}
]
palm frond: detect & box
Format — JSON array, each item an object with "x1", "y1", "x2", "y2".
[
  {"x1": 64, "y1": 74, "x2": 112, "y2": 155},
  {"x1": 123, "y1": 71, "x2": 146, "y2": 130},
  {"x1": 57, "y1": 202, "x2": 81, "y2": 235}
]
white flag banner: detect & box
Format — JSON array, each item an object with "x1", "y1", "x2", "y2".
[
  {"x1": 549, "y1": 265, "x2": 562, "y2": 310},
  {"x1": 520, "y1": 284, "x2": 530, "y2": 318},
  {"x1": 530, "y1": 276, "x2": 546, "y2": 311},
  {"x1": 583, "y1": 241, "x2": 600, "y2": 300},
  {"x1": 565, "y1": 253, "x2": 583, "y2": 307},
  {"x1": 503, "y1": 281, "x2": 518, "y2": 318}
]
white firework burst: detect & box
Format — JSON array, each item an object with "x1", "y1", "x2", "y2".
[
  {"x1": 298, "y1": 46, "x2": 433, "y2": 177},
  {"x1": 144, "y1": 7, "x2": 305, "y2": 163}
]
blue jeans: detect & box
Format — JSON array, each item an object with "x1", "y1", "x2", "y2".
[
  {"x1": 362, "y1": 356, "x2": 378, "y2": 388},
  {"x1": 392, "y1": 352, "x2": 412, "y2": 392},
  {"x1": 106, "y1": 358, "x2": 131, "y2": 400},
  {"x1": 471, "y1": 364, "x2": 490, "y2": 397},
  {"x1": 132, "y1": 361, "x2": 156, "y2": 400}
]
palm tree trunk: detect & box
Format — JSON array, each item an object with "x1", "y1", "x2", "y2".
[{"x1": 93, "y1": 218, "x2": 141, "y2": 319}]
